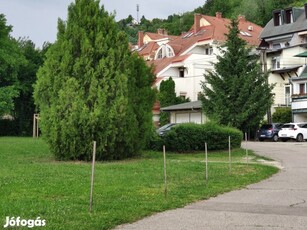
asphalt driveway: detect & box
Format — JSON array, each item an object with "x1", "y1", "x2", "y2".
[{"x1": 115, "y1": 141, "x2": 307, "y2": 230}]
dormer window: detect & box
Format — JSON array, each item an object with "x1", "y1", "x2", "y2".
[
  {"x1": 154, "y1": 44, "x2": 175, "y2": 60},
  {"x1": 157, "y1": 49, "x2": 163, "y2": 59},
  {"x1": 273, "y1": 11, "x2": 283, "y2": 26},
  {"x1": 167, "y1": 46, "x2": 174, "y2": 57},
  {"x1": 285, "y1": 8, "x2": 293, "y2": 24},
  {"x1": 272, "y1": 43, "x2": 281, "y2": 49}
]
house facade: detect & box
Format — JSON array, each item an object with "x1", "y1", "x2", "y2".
[
  {"x1": 291, "y1": 66, "x2": 307, "y2": 121},
  {"x1": 138, "y1": 13, "x2": 262, "y2": 101},
  {"x1": 259, "y1": 4, "x2": 307, "y2": 122},
  {"x1": 137, "y1": 13, "x2": 262, "y2": 124}
]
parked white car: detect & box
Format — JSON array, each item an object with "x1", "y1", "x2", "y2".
[{"x1": 278, "y1": 123, "x2": 307, "y2": 142}]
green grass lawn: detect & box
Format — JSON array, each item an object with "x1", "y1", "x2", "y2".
[{"x1": 0, "y1": 137, "x2": 278, "y2": 230}]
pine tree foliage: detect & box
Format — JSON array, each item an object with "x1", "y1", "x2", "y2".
[
  {"x1": 201, "y1": 19, "x2": 274, "y2": 132},
  {"x1": 34, "y1": 0, "x2": 155, "y2": 160}
]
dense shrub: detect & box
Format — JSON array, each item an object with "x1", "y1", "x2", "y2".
[
  {"x1": 162, "y1": 122, "x2": 242, "y2": 152},
  {"x1": 272, "y1": 107, "x2": 292, "y2": 123}
]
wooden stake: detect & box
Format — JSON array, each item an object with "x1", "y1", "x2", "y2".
[
  {"x1": 245, "y1": 133, "x2": 248, "y2": 164},
  {"x1": 36, "y1": 115, "x2": 39, "y2": 137},
  {"x1": 229, "y1": 136, "x2": 232, "y2": 174},
  {"x1": 205, "y1": 142, "x2": 208, "y2": 186},
  {"x1": 90, "y1": 141, "x2": 97, "y2": 212},
  {"x1": 33, "y1": 114, "x2": 36, "y2": 138},
  {"x1": 163, "y1": 145, "x2": 167, "y2": 197},
  {"x1": 163, "y1": 145, "x2": 167, "y2": 198}
]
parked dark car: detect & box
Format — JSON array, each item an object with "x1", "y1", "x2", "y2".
[
  {"x1": 257, "y1": 123, "x2": 283, "y2": 142},
  {"x1": 156, "y1": 123, "x2": 177, "y2": 136}
]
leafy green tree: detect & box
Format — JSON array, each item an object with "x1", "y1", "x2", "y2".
[
  {"x1": 13, "y1": 39, "x2": 47, "y2": 135},
  {"x1": 0, "y1": 14, "x2": 24, "y2": 117},
  {"x1": 201, "y1": 19, "x2": 274, "y2": 132},
  {"x1": 0, "y1": 86, "x2": 18, "y2": 117},
  {"x1": 34, "y1": 0, "x2": 155, "y2": 161},
  {"x1": 158, "y1": 77, "x2": 189, "y2": 126}
]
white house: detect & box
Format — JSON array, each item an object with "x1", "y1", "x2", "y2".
[
  {"x1": 291, "y1": 65, "x2": 307, "y2": 121},
  {"x1": 137, "y1": 12, "x2": 263, "y2": 124},
  {"x1": 259, "y1": 4, "x2": 307, "y2": 121}
]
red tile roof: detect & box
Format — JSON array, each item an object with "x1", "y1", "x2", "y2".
[
  {"x1": 138, "y1": 42, "x2": 159, "y2": 56},
  {"x1": 166, "y1": 15, "x2": 262, "y2": 56},
  {"x1": 148, "y1": 54, "x2": 191, "y2": 75},
  {"x1": 145, "y1": 32, "x2": 178, "y2": 41},
  {"x1": 138, "y1": 13, "x2": 263, "y2": 77}
]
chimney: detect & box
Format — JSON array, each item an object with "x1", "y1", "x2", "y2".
[
  {"x1": 238, "y1": 14, "x2": 246, "y2": 21},
  {"x1": 157, "y1": 28, "x2": 167, "y2": 35},
  {"x1": 194, "y1": 13, "x2": 202, "y2": 33},
  {"x1": 138, "y1": 31, "x2": 144, "y2": 48},
  {"x1": 216, "y1": 12, "x2": 222, "y2": 19}
]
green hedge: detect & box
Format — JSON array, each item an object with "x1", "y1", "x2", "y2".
[
  {"x1": 0, "y1": 120, "x2": 18, "y2": 136},
  {"x1": 160, "y1": 122, "x2": 242, "y2": 152}
]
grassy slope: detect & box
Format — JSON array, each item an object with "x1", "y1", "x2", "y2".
[{"x1": 0, "y1": 137, "x2": 278, "y2": 230}]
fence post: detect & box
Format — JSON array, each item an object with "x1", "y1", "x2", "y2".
[
  {"x1": 229, "y1": 136, "x2": 232, "y2": 174},
  {"x1": 245, "y1": 133, "x2": 248, "y2": 164},
  {"x1": 205, "y1": 142, "x2": 208, "y2": 186},
  {"x1": 163, "y1": 145, "x2": 167, "y2": 197},
  {"x1": 90, "y1": 141, "x2": 97, "y2": 212}
]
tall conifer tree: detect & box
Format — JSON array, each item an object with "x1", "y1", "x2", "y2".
[
  {"x1": 34, "y1": 0, "x2": 155, "y2": 160},
  {"x1": 201, "y1": 19, "x2": 274, "y2": 132}
]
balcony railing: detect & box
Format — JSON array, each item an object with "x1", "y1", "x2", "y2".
[
  {"x1": 292, "y1": 94, "x2": 307, "y2": 110},
  {"x1": 292, "y1": 94, "x2": 307, "y2": 101}
]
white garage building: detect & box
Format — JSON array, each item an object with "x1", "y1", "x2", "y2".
[{"x1": 160, "y1": 101, "x2": 208, "y2": 124}]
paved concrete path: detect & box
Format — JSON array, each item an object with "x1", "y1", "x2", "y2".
[{"x1": 115, "y1": 142, "x2": 307, "y2": 230}]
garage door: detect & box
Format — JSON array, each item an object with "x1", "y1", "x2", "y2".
[
  {"x1": 190, "y1": 112, "x2": 202, "y2": 124},
  {"x1": 175, "y1": 113, "x2": 190, "y2": 123},
  {"x1": 175, "y1": 112, "x2": 202, "y2": 124}
]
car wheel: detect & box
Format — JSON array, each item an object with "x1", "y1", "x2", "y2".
[
  {"x1": 259, "y1": 138, "x2": 264, "y2": 142},
  {"x1": 281, "y1": 138, "x2": 288, "y2": 142},
  {"x1": 296, "y1": 134, "x2": 304, "y2": 142},
  {"x1": 272, "y1": 134, "x2": 278, "y2": 142}
]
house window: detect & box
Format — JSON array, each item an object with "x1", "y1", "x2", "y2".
[
  {"x1": 167, "y1": 46, "x2": 174, "y2": 57},
  {"x1": 180, "y1": 92, "x2": 187, "y2": 100},
  {"x1": 157, "y1": 49, "x2": 163, "y2": 59},
  {"x1": 285, "y1": 9, "x2": 293, "y2": 24},
  {"x1": 272, "y1": 43, "x2": 281, "y2": 49},
  {"x1": 205, "y1": 47, "x2": 213, "y2": 55},
  {"x1": 155, "y1": 44, "x2": 175, "y2": 60},
  {"x1": 273, "y1": 11, "x2": 283, "y2": 26},
  {"x1": 285, "y1": 85, "x2": 290, "y2": 106},
  {"x1": 179, "y1": 67, "x2": 185, "y2": 77},
  {"x1": 272, "y1": 56, "x2": 280, "y2": 69},
  {"x1": 299, "y1": 83, "x2": 307, "y2": 95}
]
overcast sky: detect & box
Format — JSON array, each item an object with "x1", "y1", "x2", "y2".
[{"x1": 1, "y1": 0, "x2": 206, "y2": 48}]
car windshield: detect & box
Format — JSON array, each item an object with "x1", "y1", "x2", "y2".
[
  {"x1": 157, "y1": 123, "x2": 174, "y2": 132},
  {"x1": 282, "y1": 124, "x2": 294, "y2": 129},
  {"x1": 260, "y1": 124, "x2": 272, "y2": 129}
]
